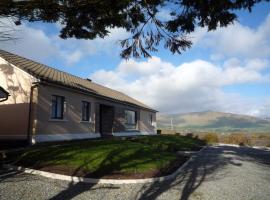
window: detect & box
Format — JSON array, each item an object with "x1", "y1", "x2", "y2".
[
  {"x1": 125, "y1": 110, "x2": 137, "y2": 130},
  {"x1": 51, "y1": 95, "x2": 64, "y2": 119},
  {"x1": 149, "y1": 114, "x2": 153, "y2": 125},
  {"x1": 81, "y1": 101, "x2": 91, "y2": 121}
]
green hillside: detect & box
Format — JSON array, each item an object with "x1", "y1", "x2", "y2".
[{"x1": 157, "y1": 111, "x2": 270, "y2": 133}]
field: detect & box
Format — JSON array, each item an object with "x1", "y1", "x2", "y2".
[{"x1": 159, "y1": 129, "x2": 270, "y2": 147}]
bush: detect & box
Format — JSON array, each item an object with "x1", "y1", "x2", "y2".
[
  {"x1": 227, "y1": 133, "x2": 251, "y2": 146},
  {"x1": 202, "y1": 133, "x2": 219, "y2": 144},
  {"x1": 186, "y1": 133, "x2": 194, "y2": 138}
]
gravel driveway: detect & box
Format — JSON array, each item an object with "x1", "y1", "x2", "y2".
[{"x1": 1, "y1": 145, "x2": 270, "y2": 200}]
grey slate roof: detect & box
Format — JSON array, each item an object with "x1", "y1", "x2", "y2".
[{"x1": 0, "y1": 49, "x2": 156, "y2": 111}]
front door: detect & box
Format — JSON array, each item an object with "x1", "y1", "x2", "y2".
[{"x1": 100, "y1": 104, "x2": 114, "y2": 137}]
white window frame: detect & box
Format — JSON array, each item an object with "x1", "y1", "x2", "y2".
[{"x1": 51, "y1": 95, "x2": 65, "y2": 119}]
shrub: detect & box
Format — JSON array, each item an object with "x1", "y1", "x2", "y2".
[
  {"x1": 202, "y1": 133, "x2": 219, "y2": 144},
  {"x1": 227, "y1": 133, "x2": 251, "y2": 146},
  {"x1": 186, "y1": 133, "x2": 194, "y2": 138}
]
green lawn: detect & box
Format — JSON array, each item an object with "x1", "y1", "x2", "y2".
[{"x1": 6, "y1": 135, "x2": 205, "y2": 177}]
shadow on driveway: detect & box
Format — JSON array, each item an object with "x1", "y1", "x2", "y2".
[{"x1": 136, "y1": 145, "x2": 270, "y2": 200}]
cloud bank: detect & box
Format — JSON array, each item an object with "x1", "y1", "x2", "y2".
[{"x1": 91, "y1": 57, "x2": 270, "y2": 116}]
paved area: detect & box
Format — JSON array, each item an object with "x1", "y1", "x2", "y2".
[
  {"x1": 0, "y1": 145, "x2": 270, "y2": 200},
  {"x1": 0, "y1": 140, "x2": 28, "y2": 151}
]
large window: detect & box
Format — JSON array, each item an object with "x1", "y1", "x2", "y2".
[
  {"x1": 125, "y1": 110, "x2": 137, "y2": 130},
  {"x1": 81, "y1": 101, "x2": 91, "y2": 121},
  {"x1": 51, "y1": 95, "x2": 65, "y2": 119}
]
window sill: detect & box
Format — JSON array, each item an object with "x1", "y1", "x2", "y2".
[
  {"x1": 80, "y1": 121, "x2": 94, "y2": 124},
  {"x1": 49, "y1": 119, "x2": 68, "y2": 122},
  {"x1": 124, "y1": 129, "x2": 139, "y2": 132}
]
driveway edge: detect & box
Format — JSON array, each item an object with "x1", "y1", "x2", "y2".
[
  {"x1": 217, "y1": 143, "x2": 270, "y2": 150},
  {"x1": 3, "y1": 146, "x2": 207, "y2": 185}
]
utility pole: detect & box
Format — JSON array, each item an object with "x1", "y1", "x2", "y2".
[{"x1": 170, "y1": 117, "x2": 174, "y2": 130}]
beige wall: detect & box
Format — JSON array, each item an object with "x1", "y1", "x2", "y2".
[
  {"x1": 0, "y1": 58, "x2": 36, "y2": 140},
  {"x1": 35, "y1": 83, "x2": 156, "y2": 136},
  {"x1": 35, "y1": 84, "x2": 96, "y2": 135}
]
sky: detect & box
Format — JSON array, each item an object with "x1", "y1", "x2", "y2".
[{"x1": 0, "y1": 3, "x2": 270, "y2": 118}]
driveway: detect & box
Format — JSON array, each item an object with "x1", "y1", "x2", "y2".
[{"x1": 0, "y1": 145, "x2": 270, "y2": 200}]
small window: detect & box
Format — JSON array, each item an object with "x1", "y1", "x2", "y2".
[
  {"x1": 149, "y1": 114, "x2": 153, "y2": 125},
  {"x1": 125, "y1": 110, "x2": 137, "y2": 130},
  {"x1": 51, "y1": 95, "x2": 64, "y2": 119},
  {"x1": 82, "y1": 101, "x2": 91, "y2": 121}
]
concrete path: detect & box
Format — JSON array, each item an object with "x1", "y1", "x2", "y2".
[{"x1": 0, "y1": 145, "x2": 270, "y2": 200}]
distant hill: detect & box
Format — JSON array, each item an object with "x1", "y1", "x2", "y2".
[{"x1": 157, "y1": 111, "x2": 270, "y2": 133}]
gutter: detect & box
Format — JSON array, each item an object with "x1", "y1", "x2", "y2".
[{"x1": 27, "y1": 82, "x2": 39, "y2": 145}]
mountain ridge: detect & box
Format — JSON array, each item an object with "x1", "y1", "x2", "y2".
[{"x1": 157, "y1": 111, "x2": 270, "y2": 133}]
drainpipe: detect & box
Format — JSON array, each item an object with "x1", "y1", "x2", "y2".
[{"x1": 27, "y1": 82, "x2": 39, "y2": 145}]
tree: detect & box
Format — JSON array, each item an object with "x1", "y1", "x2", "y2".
[{"x1": 0, "y1": 0, "x2": 268, "y2": 58}]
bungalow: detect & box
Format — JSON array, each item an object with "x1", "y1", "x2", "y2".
[{"x1": 0, "y1": 50, "x2": 157, "y2": 144}]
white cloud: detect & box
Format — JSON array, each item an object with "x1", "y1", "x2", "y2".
[
  {"x1": 0, "y1": 18, "x2": 129, "y2": 65},
  {"x1": 117, "y1": 57, "x2": 174, "y2": 78},
  {"x1": 51, "y1": 27, "x2": 129, "y2": 58},
  {"x1": 210, "y1": 54, "x2": 224, "y2": 61},
  {"x1": 63, "y1": 50, "x2": 83, "y2": 66},
  {"x1": 91, "y1": 56, "x2": 270, "y2": 116},
  {"x1": 245, "y1": 98, "x2": 270, "y2": 118},
  {"x1": 0, "y1": 19, "x2": 58, "y2": 62},
  {"x1": 191, "y1": 13, "x2": 270, "y2": 58}
]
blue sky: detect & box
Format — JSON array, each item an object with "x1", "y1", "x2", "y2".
[{"x1": 0, "y1": 3, "x2": 270, "y2": 117}]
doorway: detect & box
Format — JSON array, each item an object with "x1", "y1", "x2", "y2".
[{"x1": 100, "y1": 104, "x2": 114, "y2": 137}]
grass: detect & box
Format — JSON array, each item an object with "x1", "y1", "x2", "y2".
[{"x1": 6, "y1": 135, "x2": 205, "y2": 177}]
